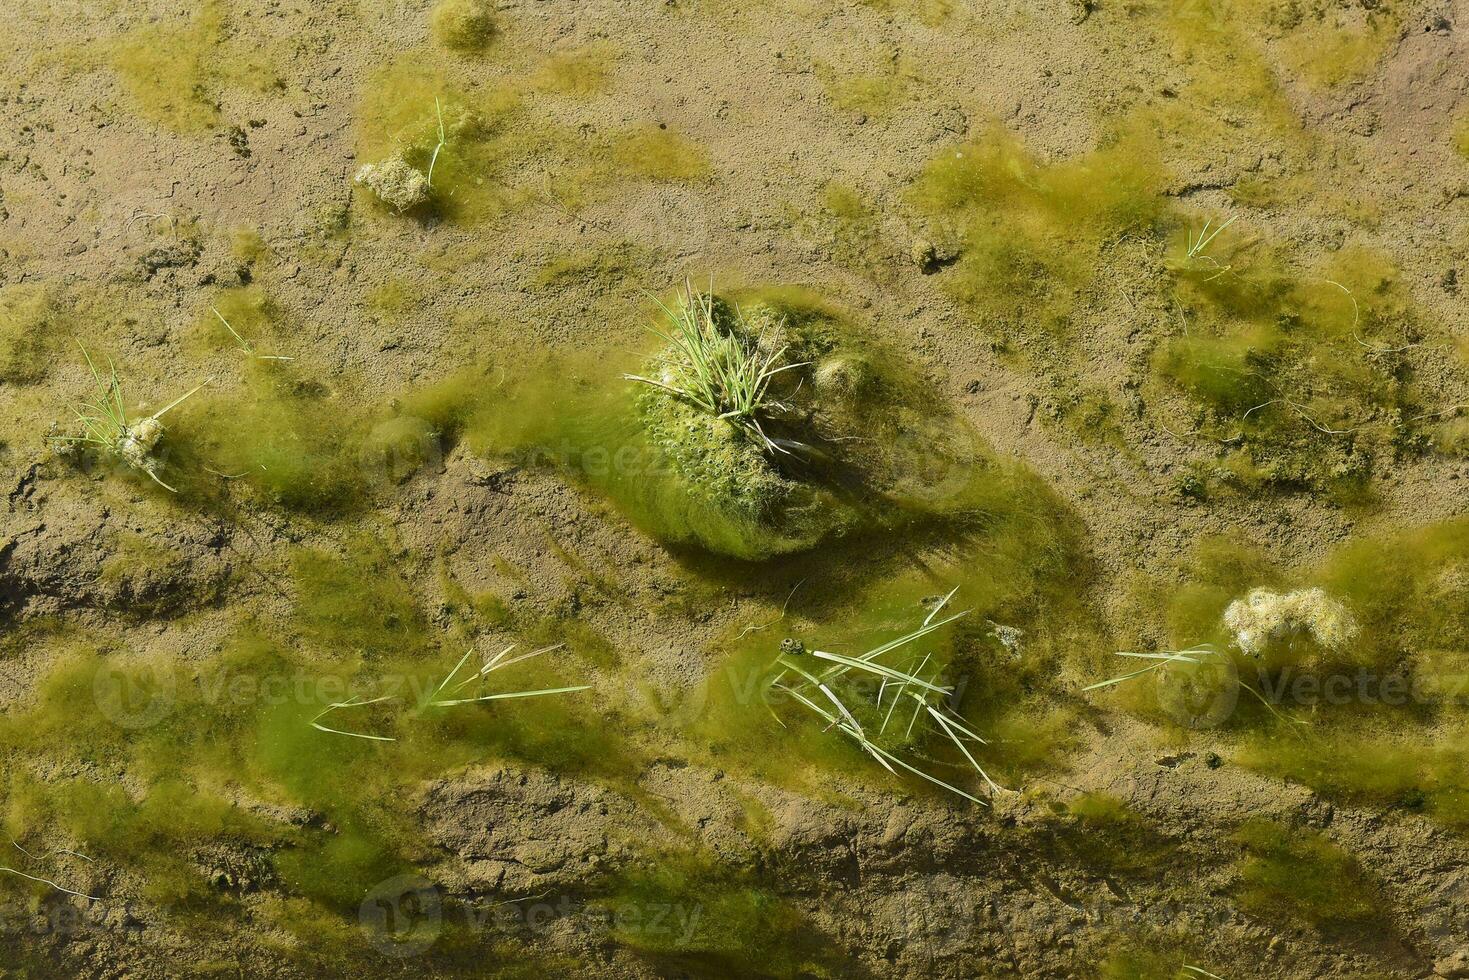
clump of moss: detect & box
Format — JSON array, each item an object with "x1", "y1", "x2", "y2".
[
  {"x1": 622, "y1": 286, "x2": 1019, "y2": 560},
  {"x1": 636, "y1": 386, "x2": 836, "y2": 559},
  {"x1": 1222, "y1": 587, "x2": 1357, "y2": 659},
  {"x1": 354, "y1": 155, "x2": 430, "y2": 211},
  {"x1": 1231, "y1": 819, "x2": 1388, "y2": 934},
  {"x1": 354, "y1": 61, "x2": 526, "y2": 224},
  {"x1": 430, "y1": 0, "x2": 496, "y2": 53}
]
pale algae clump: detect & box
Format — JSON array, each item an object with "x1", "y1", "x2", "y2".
[
  {"x1": 1223, "y1": 587, "x2": 1358, "y2": 657},
  {"x1": 431, "y1": 0, "x2": 496, "y2": 52},
  {"x1": 354, "y1": 156, "x2": 430, "y2": 211}
]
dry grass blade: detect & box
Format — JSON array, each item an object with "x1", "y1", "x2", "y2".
[
  {"x1": 309, "y1": 695, "x2": 399, "y2": 742},
  {"x1": 425, "y1": 643, "x2": 590, "y2": 708},
  {"x1": 771, "y1": 590, "x2": 1005, "y2": 804},
  {"x1": 0, "y1": 866, "x2": 100, "y2": 901}
]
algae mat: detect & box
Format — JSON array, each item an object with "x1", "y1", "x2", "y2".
[{"x1": 2, "y1": 0, "x2": 1469, "y2": 977}]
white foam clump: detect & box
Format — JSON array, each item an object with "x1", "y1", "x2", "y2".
[{"x1": 1222, "y1": 587, "x2": 1358, "y2": 657}]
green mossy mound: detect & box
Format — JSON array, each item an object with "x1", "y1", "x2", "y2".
[
  {"x1": 430, "y1": 0, "x2": 496, "y2": 53},
  {"x1": 627, "y1": 287, "x2": 1011, "y2": 561}
]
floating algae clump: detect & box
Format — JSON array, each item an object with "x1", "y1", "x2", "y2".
[
  {"x1": 354, "y1": 156, "x2": 430, "y2": 211},
  {"x1": 430, "y1": 0, "x2": 496, "y2": 52},
  {"x1": 1222, "y1": 587, "x2": 1357, "y2": 658},
  {"x1": 623, "y1": 285, "x2": 1003, "y2": 560},
  {"x1": 627, "y1": 287, "x2": 841, "y2": 558}
]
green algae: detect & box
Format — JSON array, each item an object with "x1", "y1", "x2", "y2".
[
  {"x1": 1230, "y1": 819, "x2": 1389, "y2": 935},
  {"x1": 597, "y1": 852, "x2": 856, "y2": 977},
  {"x1": 292, "y1": 537, "x2": 429, "y2": 660},
  {"x1": 193, "y1": 286, "x2": 285, "y2": 356},
  {"x1": 107, "y1": 2, "x2": 283, "y2": 133},
  {"x1": 819, "y1": 62, "x2": 910, "y2": 119},
  {"x1": 1152, "y1": 240, "x2": 1447, "y2": 500},
  {"x1": 533, "y1": 43, "x2": 620, "y2": 96},
  {"x1": 693, "y1": 515, "x2": 1097, "y2": 802},
  {"x1": 1255, "y1": 0, "x2": 1399, "y2": 89},
  {"x1": 353, "y1": 60, "x2": 525, "y2": 223},
  {"x1": 908, "y1": 122, "x2": 1166, "y2": 337},
  {"x1": 0, "y1": 285, "x2": 63, "y2": 384},
  {"x1": 790, "y1": 182, "x2": 891, "y2": 279},
  {"x1": 173, "y1": 361, "x2": 373, "y2": 513},
  {"x1": 610, "y1": 126, "x2": 711, "y2": 182},
  {"x1": 1238, "y1": 732, "x2": 1469, "y2": 831},
  {"x1": 859, "y1": 0, "x2": 952, "y2": 24},
  {"x1": 1110, "y1": 519, "x2": 1469, "y2": 832},
  {"x1": 1044, "y1": 793, "x2": 1178, "y2": 879}
]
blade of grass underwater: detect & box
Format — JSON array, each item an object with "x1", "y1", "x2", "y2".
[
  {"x1": 779, "y1": 658, "x2": 878, "y2": 749},
  {"x1": 309, "y1": 695, "x2": 398, "y2": 742},
  {"x1": 927, "y1": 705, "x2": 1006, "y2": 794},
  {"x1": 429, "y1": 685, "x2": 591, "y2": 707},
  {"x1": 0, "y1": 866, "x2": 100, "y2": 901},
  {"x1": 1182, "y1": 967, "x2": 1227, "y2": 980},
  {"x1": 809, "y1": 650, "x2": 952, "y2": 695},
  {"x1": 1082, "y1": 647, "x2": 1215, "y2": 692},
  {"x1": 923, "y1": 586, "x2": 961, "y2": 627},
  {"x1": 775, "y1": 681, "x2": 898, "y2": 776},
  {"x1": 149, "y1": 378, "x2": 211, "y2": 420},
  {"x1": 854, "y1": 609, "x2": 970, "y2": 664}
]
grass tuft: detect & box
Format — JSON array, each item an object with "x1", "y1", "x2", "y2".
[
  {"x1": 51, "y1": 346, "x2": 209, "y2": 492},
  {"x1": 769, "y1": 589, "x2": 1004, "y2": 804},
  {"x1": 625, "y1": 282, "x2": 809, "y2": 456}
]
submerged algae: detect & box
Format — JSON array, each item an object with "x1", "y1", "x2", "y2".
[{"x1": 621, "y1": 286, "x2": 1044, "y2": 560}]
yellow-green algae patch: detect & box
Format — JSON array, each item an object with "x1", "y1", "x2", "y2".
[
  {"x1": 692, "y1": 502, "x2": 1099, "y2": 803},
  {"x1": 106, "y1": 2, "x2": 284, "y2": 133},
  {"x1": 908, "y1": 122, "x2": 1167, "y2": 338},
  {"x1": 458, "y1": 286, "x2": 1062, "y2": 562},
  {"x1": 1107, "y1": 519, "x2": 1469, "y2": 833},
  {"x1": 352, "y1": 57, "x2": 709, "y2": 228},
  {"x1": 0, "y1": 284, "x2": 65, "y2": 384},
  {"x1": 533, "y1": 43, "x2": 620, "y2": 96},
  {"x1": 1231, "y1": 819, "x2": 1391, "y2": 936}
]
